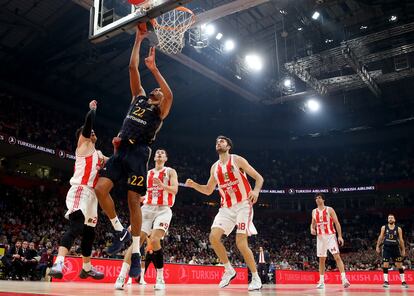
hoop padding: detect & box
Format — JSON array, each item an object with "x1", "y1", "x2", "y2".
[{"x1": 152, "y1": 7, "x2": 195, "y2": 54}]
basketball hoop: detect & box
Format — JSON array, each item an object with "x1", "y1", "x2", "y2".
[{"x1": 151, "y1": 6, "x2": 195, "y2": 55}]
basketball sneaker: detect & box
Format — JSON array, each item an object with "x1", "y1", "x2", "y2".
[
  {"x1": 139, "y1": 275, "x2": 147, "y2": 285},
  {"x1": 342, "y1": 278, "x2": 350, "y2": 288},
  {"x1": 154, "y1": 278, "x2": 166, "y2": 290},
  {"x1": 49, "y1": 262, "x2": 64, "y2": 279},
  {"x1": 383, "y1": 281, "x2": 389, "y2": 288},
  {"x1": 79, "y1": 267, "x2": 104, "y2": 280},
  {"x1": 114, "y1": 276, "x2": 126, "y2": 290},
  {"x1": 107, "y1": 228, "x2": 131, "y2": 255},
  {"x1": 316, "y1": 282, "x2": 325, "y2": 289},
  {"x1": 127, "y1": 277, "x2": 132, "y2": 285},
  {"x1": 402, "y1": 281, "x2": 409, "y2": 288},
  {"x1": 129, "y1": 253, "x2": 142, "y2": 278},
  {"x1": 248, "y1": 277, "x2": 262, "y2": 291},
  {"x1": 218, "y1": 269, "x2": 236, "y2": 288}
]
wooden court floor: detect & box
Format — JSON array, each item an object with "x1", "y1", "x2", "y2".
[{"x1": 0, "y1": 281, "x2": 412, "y2": 295}]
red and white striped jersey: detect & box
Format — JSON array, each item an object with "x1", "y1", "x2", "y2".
[
  {"x1": 213, "y1": 154, "x2": 252, "y2": 208},
  {"x1": 70, "y1": 149, "x2": 104, "y2": 188},
  {"x1": 313, "y1": 207, "x2": 336, "y2": 235},
  {"x1": 143, "y1": 167, "x2": 176, "y2": 207}
]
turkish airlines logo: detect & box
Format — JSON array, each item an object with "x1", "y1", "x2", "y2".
[
  {"x1": 58, "y1": 150, "x2": 66, "y2": 158},
  {"x1": 332, "y1": 187, "x2": 339, "y2": 193},
  {"x1": 8, "y1": 136, "x2": 16, "y2": 145}
]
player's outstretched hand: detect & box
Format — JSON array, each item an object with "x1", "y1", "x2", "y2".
[
  {"x1": 136, "y1": 23, "x2": 149, "y2": 40},
  {"x1": 185, "y1": 178, "x2": 195, "y2": 188},
  {"x1": 145, "y1": 47, "x2": 157, "y2": 71},
  {"x1": 338, "y1": 236, "x2": 344, "y2": 246},
  {"x1": 89, "y1": 100, "x2": 97, "y2": 110},
  {"x1": 248, "y1": 190, "x2": 259, "y2": 204}
]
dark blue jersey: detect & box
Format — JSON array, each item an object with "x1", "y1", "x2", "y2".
[
  {"x1": 119, "y1": 96, "x2": 162, "y2": 145},
  {"x1": 383, "y1": 224, "x2": 399, "y2": 247}
]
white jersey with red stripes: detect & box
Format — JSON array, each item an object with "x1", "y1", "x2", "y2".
[
  {"x1": 213, "y1": 154, "x2": 252, "y2": 208},
  {"x1": 143, "y1": 166, "x2": 175, "y2": 207},
  {"x1": 313, "y1": 207, "x2": 336, "y2": 235},
  {"x1": 69, "y1": 149, "x2": 104, "y2": 188}
]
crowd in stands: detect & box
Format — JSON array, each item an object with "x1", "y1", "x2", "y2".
[
  {"x1": 0, "y1": 182, "x2": 413, "y2": 281},
  {"x1": 1, "y1": 92, "x2": 413, "y2": 189}
]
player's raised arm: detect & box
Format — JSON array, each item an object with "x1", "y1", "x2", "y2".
[
  {"x1": 185, "y1": 165, "x2": 217, "y2": 196},
  {"x1": 77, "y1": 100, "x2": 97, "y2": 148},
  {"x1": 329, "y1": 207, "x2": 344, "y2": 246},
  {"x1": 144, "y1": 47, "x2": 173, "y2": 119},
  {"x1": 398, "y1": 227, "x2": 406, "y2": 257},
  {"x1": 376, "y1": 226, "x2": 385, "y2": 253},
  {"x1": 129, "y1": 26, "x2": 147, "y2": 102},
  {"x1": 235, "y1": 155, "x2": 264, "y2": 204}
]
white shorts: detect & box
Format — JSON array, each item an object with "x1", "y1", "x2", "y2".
[
  {"x1": 211, "y1": 199, "x2": 257, "y2": 236},
  {"x1": 317, "y1": 234, "x2": 340, "y2": 257},
  {"x1": 65, "y1": 185, "x2": 98, "y2": 227},
  {"x1": 141, "y1": 204, "x2": 172, "y2": 235}
]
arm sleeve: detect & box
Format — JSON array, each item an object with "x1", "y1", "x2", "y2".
[{"x1": 81, "y1": 109, "x2": 96, "y2": 138}]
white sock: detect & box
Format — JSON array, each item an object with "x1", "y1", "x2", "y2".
[
  {"x1": 132, "y1": 236, "x2": 140, "y2": 254},
  {"x1": 341, "y1": 272, "x2": 346, "y2": 281},
  {"x1": 400, "y1": 273, "x2": 405, "y2": 282},
  {"x1": 320, "y1": 275, "x2": 324, "y2": 283},
  {"x1": 224, "y1": 262, "x2": 233, "y2": 271},
  {"x1": 83, "y1": 261, "x2": 92, "y2": 272},
  {"x1": 120, "y1": 262, "x2": 130, "y2": 278},
  {"x1": 384, "y1": 274, "x2": 389, "y2": 282},
  {"x1": 252, "y1": 272, "x2": 260, "y2": 280},
  {"x1": 110, "y1": 216, "x2": 124, "y2": 231},
  {"x1": 157, "y1": 268, "x2": 164, "y2": 280},
  {"x1": 56, "y1": 256, "x2": 65, "y2": 265}
]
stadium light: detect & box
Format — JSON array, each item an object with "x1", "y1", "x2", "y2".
[
  {"x1": 306, "y1": 99, "x2": 321, "y2": 112},
  {"x1": 389, "y1": 15, "x2": 398, "y2": 22},
  {"x1": 245, "y1": 54, "x2": 263, "y2": 72},
  {"x1": 224, "y1": 39, "x2": 235, "y2": 52},
  {"x1": 312, "y1": 11, "x2": 320, "y2": 20},
  {"x1": 283, "y1": 78, "x2": 292, "y2": 87},
  {"x1": 215, "y1": 32, "x2": 223, "y2": 40},
  {"x1": 205, "y1": 24, "x2": 216, "y2": 36}
]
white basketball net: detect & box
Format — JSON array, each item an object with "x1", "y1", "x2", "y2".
[{"x1": 153, "y1": 7, "x2": 195, "y2": 55}]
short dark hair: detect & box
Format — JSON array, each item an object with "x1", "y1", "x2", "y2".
[
  {"x1": 315, "y1": 193, "x2": 325, "y2": 200},
  {"x1": 388, "y1": 213, "x2": 395, "y2": 218},
  {"x1": 216, "y1": 135, "x2": 233, "y2": 149},
  {"x1": 75, "y1": 126, "x2": 84, "y2": 141},
  {"x1": 156, "y1": 148, "x2": 168, "y2": 157}
]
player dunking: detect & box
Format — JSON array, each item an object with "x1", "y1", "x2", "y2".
[
  {"x1": 376, "y1": 214, "x2": 408, "y2": 288},
  {"x1": 49, "y1": 100, "x2": 106, "y2": 280},
  {"x1": 310, "y1": 193, "x2": 350, "y2": 289},
  {"x1": 185, "y1": 136, "x2": 264, "y2": 291},
  {"x1": 114, "y1": 149, "x2": 178, "y2": 290},
  {"x1": 94, "y1": 25, "x2": 173, "y2": 278}
]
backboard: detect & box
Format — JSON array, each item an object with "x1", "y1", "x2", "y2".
[{"x1": 89, "y1": 0, "x2": 193, "y2": 43}]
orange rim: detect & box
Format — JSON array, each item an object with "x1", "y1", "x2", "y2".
[{"x1": 150, "y1": 6, "x2": 195, "y2": 31}]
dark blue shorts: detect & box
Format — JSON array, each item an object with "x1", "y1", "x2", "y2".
[{"x1": 100, "y1": 142, "x2": 151, "y2": 195}]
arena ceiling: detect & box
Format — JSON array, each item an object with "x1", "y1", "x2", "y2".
[{"x1": 1, "y1": 0, "x2": 414, "y2": 142}]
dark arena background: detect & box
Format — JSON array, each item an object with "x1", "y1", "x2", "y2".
[{"x1": 0, "y1": 0, "x2": 414, "y2": 295}]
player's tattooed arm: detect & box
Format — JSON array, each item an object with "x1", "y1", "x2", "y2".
[
  {"x1": 77, "y1": 100, "x2": 97, "y2": 150},
  {"x1": 376, "y1": 226, "x2": 385, "y2": 253},
  {"x1": 398, "y1": 227, "x2": 406, "y2": 257}
]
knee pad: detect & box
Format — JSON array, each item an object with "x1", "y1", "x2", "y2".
[
  {"x1": 153, "y1": 248, "x2": 164, "y2": 269},
  {"x1": 81, "y1": 225, "x2": 95, "y2": 257},
  {"x1": 61, "y1": 211, "x2": 85, "y2": 250}
]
